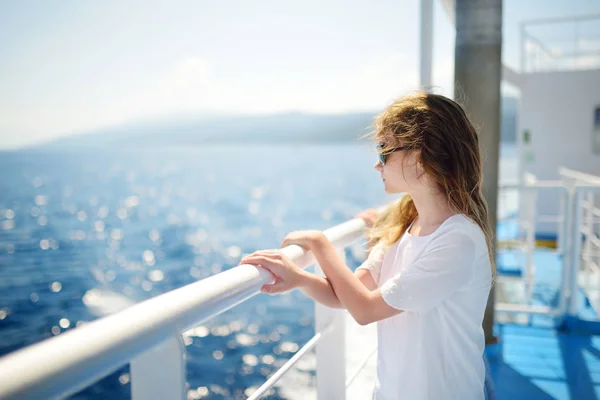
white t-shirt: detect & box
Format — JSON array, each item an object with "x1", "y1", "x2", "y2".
[{"x1": 357, "y1": 214, "x2": 492, "y2": 400}]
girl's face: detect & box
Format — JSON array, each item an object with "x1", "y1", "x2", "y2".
[{"x1": 373, "y1": 143, "x2": 428, "y2": 194}]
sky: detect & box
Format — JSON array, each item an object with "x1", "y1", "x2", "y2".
[{"x1": 1, "y1": 0, "x2": 599, "y2": 150}]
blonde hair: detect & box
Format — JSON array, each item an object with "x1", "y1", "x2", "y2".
[{"x1": 367, "y1": 92, "x2": 495, "y2": 274}]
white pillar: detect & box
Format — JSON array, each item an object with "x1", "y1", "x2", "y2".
[
  {"x1": 524, "y1": 174, "x2": 537, "y2": 303},
  {"x1": 315, "y1": 248, "x2": 346, "y2": 399},
  {"x1": 131, "y1": 335, "x2": 186, "y2": 400},
  {"x1": 557, "y1": 185, "x2": 573, "y2": 316},
  {"x1": 420, "y1": 0, "x2": 434, "y2": 90},
  {"x1": 568, "y1": 190, "x2": 583, "y2": 316}
]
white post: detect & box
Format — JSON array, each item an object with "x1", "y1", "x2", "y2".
[
  {"x1": 131, "y1": 335, "x2": 186, "y2": 400},
  {"x1": 558, "y1": 186, "x2": 565, "y2": 254},
  {"x1": 595, "y1": 195, "x2": 600, "y2": 273},
  {"x1": 584, "y1": 193, "x2": 594, "y2": 264},
  {"x1": 569, "y1": 190, "x2": 584, "y2": 316},
  {"x1": 520, "y1": 24, "x2": 526, "y2": 73},
  {"x1": 420, "y1": 0, "x2": 433, "y2": 90},
  {"x1": 315, "y1": 248, "x2": 346, "y2": 400},
  {"x1": 558, "y1": 185, "x2": 573, "y2": 315},
  {"x1": 581, "y1": 192, "x2": 594, "y2": 294},
  {"x1": 525, "y1": 174, "x2": 537, "y2": 303}
]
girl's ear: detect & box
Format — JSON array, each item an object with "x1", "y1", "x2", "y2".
[{"x1": 415, "y1": 153, "x2": 423, "y2": 170}]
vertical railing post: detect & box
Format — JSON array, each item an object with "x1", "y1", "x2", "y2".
[
  {"x1": 524, "y1": 174, "x2": 537, "y2": 303},
  {"x1": 131, "y1": 335, "x2": 186, "y2": 400},
  {"x1": 419, "y1": 0, "x2": 433, "y2": 90},
  {"x1": 520, "y1": 24, "x2": 526, "y2": 73},
  {"x1": 315, "y1": 248, "x2": 346, "y2": 400},
  {"x1": 558, "y1": 184, "x2": 565, "y2": 254},
  {"x1": 590, "y1": 192, "x2": 600, "y2": 276},
  {"x1": 558, "y1": 185, "x2": 573, "y2": 316},
  {"x1": 569, "y1": 189, "x2": 584, "y2": 316},
  {"x1": 584, "y1": 192, "x2": 594, "y2": 267}
]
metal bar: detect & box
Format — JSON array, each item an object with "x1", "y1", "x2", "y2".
[
  {"x1": 495, "y1": 302, "x2": 560, "y2": 316},
  {"x1": 524, "y1": 31, "x2": 556, "y2": 59},
  {"x1": 520, "y1": 23, "x2": 526, "y2": 72},
  {"x1": 559, "y1": 167, "x2": 600, "y2": 184},
  {"x1": 420, "y1": 0, "x2": 434, "y2": 90},
  {"x1": 345, "y1": 346, "x2": 378, "y2": 389},
  {"x1": 582, "y1": 250, "x2": 600, "y2": 257},
  {"x1": 131, "y1": 335, "x2": 186, "y2": 400},
  {"x1": 522, "y1": 13, "x2": 600, "y2": 27},
  {"x1": 246, "y1": 333, "x2": 324, "y2": 400},
  {"x1": 499, "y1": 181, "x2": 565, "y2": 190},
  {"x1": 581, "y1": 202, "x2": 600, "y2": 218},
  {"x1": 525, "y1": 174, "x2": 537, "y2": 304},
  {"x1": 558, "y1": 177, "x2": 566, "y2": 253},
  {"x1": 537, "y1": 215, "x2": 564, "y2": 223},
  {"x1": 569, "y1": 190, "x2": 584, "y2": 316},
  {"x1": 581, "y1": 227, "x2": 600, "y2": 247},
  {"x1": 557, "y1": 181, "x2": 573, "y2": 315},
  {"x1": 315, "y1": 247, "x2": 347, "y2": 399},
  {"x1": 548, "y1": 50, "x2": 600, "y2": 59}
]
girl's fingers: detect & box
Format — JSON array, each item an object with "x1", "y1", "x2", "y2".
[
  {"x1": 241, "y1": 253, "x2": 278, "y2": 266},
  {"x1": 241, "y1": 255, "x2": 278, "y2": 267},
  {"x1": 261, "y1": 281, "x2": 287, "y2": 294},
  {"x1": 253, "y1": 264, "x2": 277, "y2": 281},
  {"x1": 261, "y1": 284, "x2": 278, "y2": 294},
  {"x1": 241, "y1": 251, "x2": 280, "y2": 263},
  {"x1": 242, "y1": 257, "x2": 285, "y2": 279}
]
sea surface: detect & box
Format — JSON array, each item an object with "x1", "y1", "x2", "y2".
[{"x1": 0, "y1": 143, "x2": 518, "y2": 399}]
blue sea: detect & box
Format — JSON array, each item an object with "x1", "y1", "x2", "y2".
[
  {"x1": 0, "y1": 143, "x2": 517, "y2": 399},
  {"x1": 0, "y1": 144, "x2": 398, "y2": 399}
]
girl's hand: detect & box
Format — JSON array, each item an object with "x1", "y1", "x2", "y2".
[
  {"x1": 356, "y1": 208, "x2": 378, "y2": 228},
  {"x1": 281, "y1": 230, "x2": 325, "y2": 251},
  {"x1": 240, "y1": 250, "x2": 307, "y2": 294}
]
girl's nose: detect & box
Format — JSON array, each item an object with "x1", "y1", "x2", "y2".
[{"x1": 374, "y1": 161, "x2": 383, "y2": 171}]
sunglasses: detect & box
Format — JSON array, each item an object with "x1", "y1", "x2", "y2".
[{"x1": 376, "y1": 144, "x2": 412, "y2": 165}]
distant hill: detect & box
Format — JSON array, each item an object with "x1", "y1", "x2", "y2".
[
  {"x1": 29, "y1": 96, "x2": 517, "y2": 150},
  {"x1": 36, "y1": 112, "x2": 376, "y2": 150}
]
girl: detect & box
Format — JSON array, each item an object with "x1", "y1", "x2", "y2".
[{"x1": 240, "y1": 92, "x2": 494, "y2": 399}]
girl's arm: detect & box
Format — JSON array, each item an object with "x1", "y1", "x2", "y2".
[
  {"x1": 297, "y1": 273, "x2": 343, "y2": 308},
  {"x1": 303, "y1": 234, "x2": 402, "y2": 325},
  {"x1": 293, "y1": 209, "x2": 380, "y2": 309},
  {"x1": 297, "y1": 268, "x2": 377, "y2": 309}
]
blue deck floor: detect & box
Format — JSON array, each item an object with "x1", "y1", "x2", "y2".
[
  {"x1": 490, "y1": 221, "x2": 600, "y2": 399},
  {"x1": 490, "y1": 324, "x2": 600, "y2": 399}
]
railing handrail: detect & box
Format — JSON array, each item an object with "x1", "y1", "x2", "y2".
[
  {"x1": 559, "y1": 167, "x2": 600, "y2": 185},
  {"x1": 498, "y1": 181, "x2": 565, "y2": 190},
  {"x1": 0, "y1": 216, "x2": 369, "y2": 400}
]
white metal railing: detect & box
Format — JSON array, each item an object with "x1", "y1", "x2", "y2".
[
  {"x1": 496, "y1": 167, "x2": 600, "y2": 320},
  {"x1": 559, "y1": 168, "x2": 600, "y2": 317},
  {"x1": 495, "y1": 173, "x2": 570, "y2": 316},
  {"x1": 520, "y1": 14, "x2": 600, "y2": 73},
  {"x1": 0, "y1": 217, "x2": 367, "y2": 400},
  {"x1": 345, "y1": 346, "x2": 377, "y2": 389}
]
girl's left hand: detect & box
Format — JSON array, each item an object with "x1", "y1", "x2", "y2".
[
  {"x1": 240, "y1": 250, "x2": 307, "y2": 294},
  {"x1": 281, "y1": 230, "x2": 325, "y2": 251}
]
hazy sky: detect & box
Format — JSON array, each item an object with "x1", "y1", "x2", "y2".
[{"x1": 1, "y1": 0, "x2": 599, "y2": 149}]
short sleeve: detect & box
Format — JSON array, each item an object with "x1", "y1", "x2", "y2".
[
  {"x1": 380, "y1": 232, "x2": 476, "y2": 314},
  {"x1": 356, "y1": 244, "x2": 385, "y2": 284}
]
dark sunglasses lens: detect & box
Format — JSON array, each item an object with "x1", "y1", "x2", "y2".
[{"x1": 379, "y1": 153, "x2": 386, "y2": 165}]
